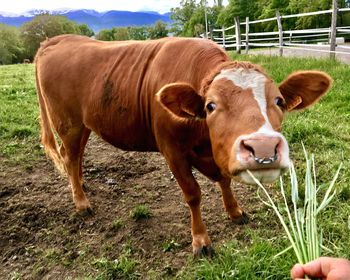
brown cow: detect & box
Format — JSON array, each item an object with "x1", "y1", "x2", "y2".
[{"x1": 35, "y1": 35, "x2": 331, "y2": 256}]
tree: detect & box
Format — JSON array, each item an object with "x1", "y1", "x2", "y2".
[
  {"x1": 112, "y1": 27, "x2": 129, "y2": 40},
  {"x1": 214, "y1": 0, "x2": 224, "y2": 7},
  {"x1": 148, "y1": 21, "x2": 168, "y2": 39},
  {"x1": 288, "y1": 0, "x2": 332, "y2": 29},
  {"x1": 0, "y1": 24, "x2": 24, "y2": 64},
  {"x1": 128, "y1": 26, "x2": 148, "y2": 40},
  {"x1": 217, "y1": 0, "x2": 260, "y2": 29},
  {"x1": 171, "y1": 0, "x2": 222, "y2": 37},
  {"x1": 255, "y1": 0, "x2": 291, "y2": 31},
  {"x1": 170, "y1": 0, "x2": 198, "y2": 36},
  {"x1": 96, "y1": 29, "x2": 114, "y2": 41},
  {"x1": 96, "y1": 27, "x2": 130, "y2": 41},
  {"x1": 78, "y1": 24, "x2": 94, "y2": 37},
  {"x1": 20, "y1": 14, "x2": 84, "y2": 60}
]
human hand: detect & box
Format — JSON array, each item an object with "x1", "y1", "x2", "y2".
[{"x1": 291, "y1": 257, "x2": 350, "y2": 280}]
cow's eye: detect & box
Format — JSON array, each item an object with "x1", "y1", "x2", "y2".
[
  {"x1": 274, "y1": 97, "x2": 285, "y2": 109},
  {"x1": 206, "y1": 102, "x2": 216, "y2": 113}
]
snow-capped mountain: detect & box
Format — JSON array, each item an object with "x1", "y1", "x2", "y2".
[{"x1": 0, "y1": 9, "x2": 172, "y2": 32}]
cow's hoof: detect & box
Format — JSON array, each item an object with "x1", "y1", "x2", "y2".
[
  {"x1": 232, "y1": 212, "x2": 249, "y2": 225},
  {"x1": 193, "y1": 245, "x2": 215, "y2": 258},
  {"x1": 82, "y1": 183, "x2": 88, "y2": 192},
  {"x1": 77, "y1": 207, "x2": 95, "y2": 217}
]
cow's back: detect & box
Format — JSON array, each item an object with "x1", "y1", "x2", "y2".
[{"x1": 35, "y1": 35, "x2": 228, "y2": 151}]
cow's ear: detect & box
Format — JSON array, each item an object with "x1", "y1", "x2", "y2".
[
  {"x1": 279, "y1": 71, "x2": 332, "y2": 111},
  {"x1": 156, "y1": 83, "x2": 205, "y2": 119}
]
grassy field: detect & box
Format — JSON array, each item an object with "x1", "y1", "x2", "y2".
[
  {"x1": 1, "y1": 55, "x2": 349, "y2": 279},
  {"x1": 0, "y1": 63, "x2": 42, "y2": 165}
]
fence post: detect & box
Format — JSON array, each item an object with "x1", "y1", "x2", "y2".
[
  {"x1": 222, "y1": 26, "x2": 226, "y2": 49},
  {"x1": 276, "y1": 11, "x2": 283, "y2": 56},
  {"x1": 245, "y1": 17, "x2": 250, "y2": 54},
  {"x1": 209, "y1": 26, "x2": 213, "y2": 41},
  {"x1": 330, "y1": 0, "x2": 338, "y2": 60},
  {"x1": 234, "y1": 17, "x2": 241, "y2": 54}
]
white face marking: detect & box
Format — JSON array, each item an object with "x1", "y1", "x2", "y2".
[{"x1": 214, "y1": 68, "x2": 271, "y2": 126}]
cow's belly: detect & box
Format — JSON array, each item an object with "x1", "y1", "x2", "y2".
[
  {"x1": 85, "y1": 115, "x2": 158, "y2": 152},
  {"x1": 99, "y1": 129, "x2": 158, "y2": 152}
]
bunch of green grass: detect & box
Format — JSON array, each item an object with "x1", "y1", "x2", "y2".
[{"x1": 248, "y1": 147, "x2": 342, "y2": 266}]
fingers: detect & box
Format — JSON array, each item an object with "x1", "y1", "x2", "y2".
[
  {"x1": 291, "y1": 257, "x2": 341, "y2": 279},
  {"x1": 302, "y1": 257, "x2": 331, "y2": 277},
  {"x1": 291, "y1": 257, "x2": 349, "y2": 279},
  {"x1": 291, "y1": 264, "x2": 305, "y2": 279}
]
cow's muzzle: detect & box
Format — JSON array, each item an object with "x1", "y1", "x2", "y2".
[
  {"x1": 237, "y1": 135, "x2": 283, "y2": 169},
  {"x1": 232, "y1": 133, "x2": 290, "y2": 184},
  {"x1": 241, "y1": 136, "x2": 281, "y2": 167}
]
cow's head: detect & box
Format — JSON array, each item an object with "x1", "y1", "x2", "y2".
[{"x1": 157, "y1": 62, "x2": 332, "y2": 184}]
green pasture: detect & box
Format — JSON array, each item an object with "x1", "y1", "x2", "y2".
[
  {"x1": 0, "y1": 55, "x2": 349, "y2": 279},
  {"x1": 0, "y1": 63, "x2": 41, "y2": 165}
]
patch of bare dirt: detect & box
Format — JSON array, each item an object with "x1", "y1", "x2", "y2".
[{"x1": 0, "y1": 134, "x2": 267, "y2": 279}]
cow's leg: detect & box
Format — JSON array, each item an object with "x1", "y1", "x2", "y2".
[
  {"x1": 189, "y1": 153, "x2": 248, "y2": 224},
  {"x1": 60, "y1": 126, "x2": 92, "y2": 213},
  {"x1": 217, "y1": 178, "x2": 248, "y2": 224},
  {"x1": 78, "y1": 129, "x2": 91, "y2": 187},
  {"x1": 166, "y1": 157, "x2": 213, "y2": 257}
]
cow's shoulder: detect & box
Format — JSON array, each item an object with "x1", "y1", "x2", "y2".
[{"x1": 36, "y1": 35, "x2": 91, "y2": 60}]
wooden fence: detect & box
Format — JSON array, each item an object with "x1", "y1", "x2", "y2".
[{"x1": 205, "y1": 3, "x2": 350, "y2": 59}]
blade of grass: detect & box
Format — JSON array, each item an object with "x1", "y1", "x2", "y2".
[
  {"x1": 280, "y1": 175, "x2": 305, "y2": 263},
  {"x1": 273, "y1": 245, "x2": 293, "y2": 259},
  {"x1": 290, "y1": 164, "x2": 308, "y2": 262},
  {"x1": 248, "y1": 170, "x2": 304, "y2": 264},
  {"x1": 317, "y1": 164, "x2": 342, "y2": 214}
]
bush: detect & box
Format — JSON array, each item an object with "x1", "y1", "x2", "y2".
[{"x1": 0, "y1": 24, "x2": 24, "y2": 64}]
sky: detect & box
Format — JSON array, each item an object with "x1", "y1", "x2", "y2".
[{"x1": 0, "y1": 0, "x2": 227, "y2": 15}]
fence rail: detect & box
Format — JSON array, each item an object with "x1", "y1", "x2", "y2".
[{"x1": 206, "y1": 2, "x2": 350, "y2": 59}]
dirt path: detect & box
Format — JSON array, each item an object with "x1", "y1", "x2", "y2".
[{"x1": 0, "y1": 134, "x2": 264, "y2": 279}]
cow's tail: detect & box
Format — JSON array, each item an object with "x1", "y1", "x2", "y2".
[{"x1": 35, "y1": 65, "x2": 66, "y2": 175}]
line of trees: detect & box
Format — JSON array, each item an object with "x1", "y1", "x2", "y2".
[
  {"x1": 171, "y1": 0, "x2": 350, "y2": 36},
  {"x1": 96, "y1": 20, "x2": 168, "y2": 41}
]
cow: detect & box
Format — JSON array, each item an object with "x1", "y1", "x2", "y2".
[{"x1": 35, "y1": 35, "x2": 332, "y2": 257}]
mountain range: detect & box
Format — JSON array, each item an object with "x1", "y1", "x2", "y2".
[{"x1": 0, "y1": 9, "x2": 172, "y2": 32}]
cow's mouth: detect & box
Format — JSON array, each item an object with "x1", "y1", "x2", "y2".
[{"x1": 237, "y1": 168, "x2": 284, "y2": 184}]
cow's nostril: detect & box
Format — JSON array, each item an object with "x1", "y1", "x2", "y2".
[{"x1": 242, "y1": 142, "x2": 255, "y2": 156}]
